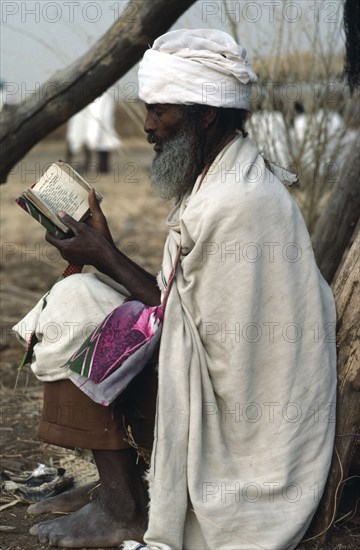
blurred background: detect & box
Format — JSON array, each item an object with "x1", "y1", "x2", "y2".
[
  {"x1": 0, "y1": 3, "x2": 359, "y2": 547},
  {"x1": 1, "y1": 0, "x2": 359, "y2": 231}
]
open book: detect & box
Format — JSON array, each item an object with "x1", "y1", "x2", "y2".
[{"x1": 15, "y1": 161, "x2": 102, "y2": 238}]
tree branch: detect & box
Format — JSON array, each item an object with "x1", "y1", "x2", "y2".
[{"x1": 0, "y1": 0, "x2": 196, "y2": 183}]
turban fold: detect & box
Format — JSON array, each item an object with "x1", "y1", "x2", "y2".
[{"x1": 138, "y1": 29, "x2": 257, "y2": 109}]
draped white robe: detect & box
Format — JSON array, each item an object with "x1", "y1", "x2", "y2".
[{"x1": 141, "y1": 134, "x2": 337, "y2": 549}]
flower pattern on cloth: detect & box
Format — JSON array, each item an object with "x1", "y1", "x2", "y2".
[{"x1": 63, "y1": 301, "x2": 163, "y2": 384}]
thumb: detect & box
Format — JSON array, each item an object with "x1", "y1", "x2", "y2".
[{"x1": 88, "y1": 189, "x2": 103, "y2": 217}]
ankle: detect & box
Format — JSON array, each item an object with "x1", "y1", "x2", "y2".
[
  {"x1": 100, "y1": 485, "x2": 139, "y2": 521},
  {"x1": 92, "y1": 448, "x2": 148, "y2": 521}
]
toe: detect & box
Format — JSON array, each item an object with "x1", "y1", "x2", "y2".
[
  {"x1": 27, "y1": 503, "x2": 41, "y2": 515},
  {"x1": 29, "y1": 523, "x2": 39, "y2": 535},
  {"x1": 38, "y1": 528, "x2": 51, "y2": 544},
  {"x1": 48, "y1": 534, "x2": 74, "y2": 548}
]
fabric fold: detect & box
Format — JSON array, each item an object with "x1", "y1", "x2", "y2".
[
  {"x1": 138, "y1": 29, "x2": 257, "y2": 109},
  {"x1": 142, "y1": 134, "x2": 336, "y2": 549}
]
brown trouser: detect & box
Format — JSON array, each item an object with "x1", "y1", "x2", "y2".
[{"x1": 38, "y1": 360, "x2": 158, "y2": 453}]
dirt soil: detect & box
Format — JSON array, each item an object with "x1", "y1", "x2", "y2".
[{"x1": 0, "y1": 139, "x2": 359, "y2": 549}]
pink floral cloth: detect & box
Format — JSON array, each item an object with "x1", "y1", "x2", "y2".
[
  {"x1": 64, "y1": 300, "x2": 163, "y2": 383},
  {"x1": 62, "y1": 300, "x2": 163, "y2": 405}
]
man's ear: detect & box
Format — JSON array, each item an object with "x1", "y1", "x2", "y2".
[{"x1": 200, "y1": 107, "x2": 217, "y2": 129}]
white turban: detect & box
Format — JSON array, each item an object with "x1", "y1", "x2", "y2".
[{"x1": 138, "y1": 29, "x2": 257, "y2": 109}]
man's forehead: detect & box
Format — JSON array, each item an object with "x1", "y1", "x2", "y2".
[{"x1": 145, "y1": 103, "x2": 180, "y2": 110}]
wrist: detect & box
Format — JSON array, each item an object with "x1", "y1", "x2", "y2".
[{"x1": 94, "y1": 240, "x2": 120, "y2": 274}]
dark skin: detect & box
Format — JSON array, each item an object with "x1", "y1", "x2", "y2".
[
  {"x1": 46, "y1": 104, "x2": 231, "y2": 291},
  {"x1": 46, "y1": 191, "x2": 160, "y2": 306},
  {"x1": 31, "y1": 103, "x2": 237, "y2": 548}
]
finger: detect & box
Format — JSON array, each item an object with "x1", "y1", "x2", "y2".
[
  {"x1": 88, "y1": 189, "x2": 103, "y2": 216},
  {"x1": 46, "y1": 229, "x2": 76, "y2": 246},
  {"x1": 57, "y1": 211, "x2": 79, "y2": 232},
  {"x1": 45, "y1": 230, "x2": 62, "y2": 245}
]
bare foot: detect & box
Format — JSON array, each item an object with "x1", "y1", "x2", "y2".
[
  {"x1": 29, "y1": 499, "x2": 146, "y2": 548},
  {"x1": 27, "y1": 481, "x2": 100, "y2": 515}
]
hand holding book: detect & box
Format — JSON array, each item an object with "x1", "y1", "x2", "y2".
[
  {"x1": 15, "y1": 161, "x2": 103, "y2": 239},
  {"x1": 16, "y1": 160, "x2": 161, "y2": 305},
  {"x1": 45, "y1": 210, "x2": 116, "y2": 271},
  {"x1": 84, "y1": 189, "x2": 116, "y2": 247}
]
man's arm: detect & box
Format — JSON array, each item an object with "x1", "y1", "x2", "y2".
[{"x1": 46, "y1": 207, "x2": 161, "y2": 306}]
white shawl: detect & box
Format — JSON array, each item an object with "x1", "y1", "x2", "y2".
[{"x1": 141, "y1": 135, "x2": 336, "y2": 549}]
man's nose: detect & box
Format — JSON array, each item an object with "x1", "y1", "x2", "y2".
[{"x1": 144, "y1": 111, "x2": 156, "y2": 134}]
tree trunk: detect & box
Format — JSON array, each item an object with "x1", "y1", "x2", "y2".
[
  {"x1": 305, "y1": 229, "x2": 360, "y2": 543},
  {"x1": 311, "y1": 138, "x2": 360, "y2": 284},
  {"x1": 0, "y1": 0, "x2": 195, "y2": 183}
]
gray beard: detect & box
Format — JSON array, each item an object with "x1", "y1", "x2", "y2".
[{"x1": 149, "y1": 126, "x2": 202, "y2": 201}]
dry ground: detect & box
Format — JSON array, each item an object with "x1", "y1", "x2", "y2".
[
  {"x1": 0, "y1": 137, "x2": 168, "y2": 550},
  {"x1": 0, "y1": 139, "x2": 359, "y2": 549}
]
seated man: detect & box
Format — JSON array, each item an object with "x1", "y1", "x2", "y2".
[{"x1": 14, "y1": 29, "x2": 337, "y2": 549}]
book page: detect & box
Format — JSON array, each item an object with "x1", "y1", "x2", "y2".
[{"x1": 31, "y1": 164, "x2": 90, "y2": 220}]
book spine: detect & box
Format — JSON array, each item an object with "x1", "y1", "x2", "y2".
[{"x1": 15, "y1": 196, "x2": 72, "y2": 239}]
